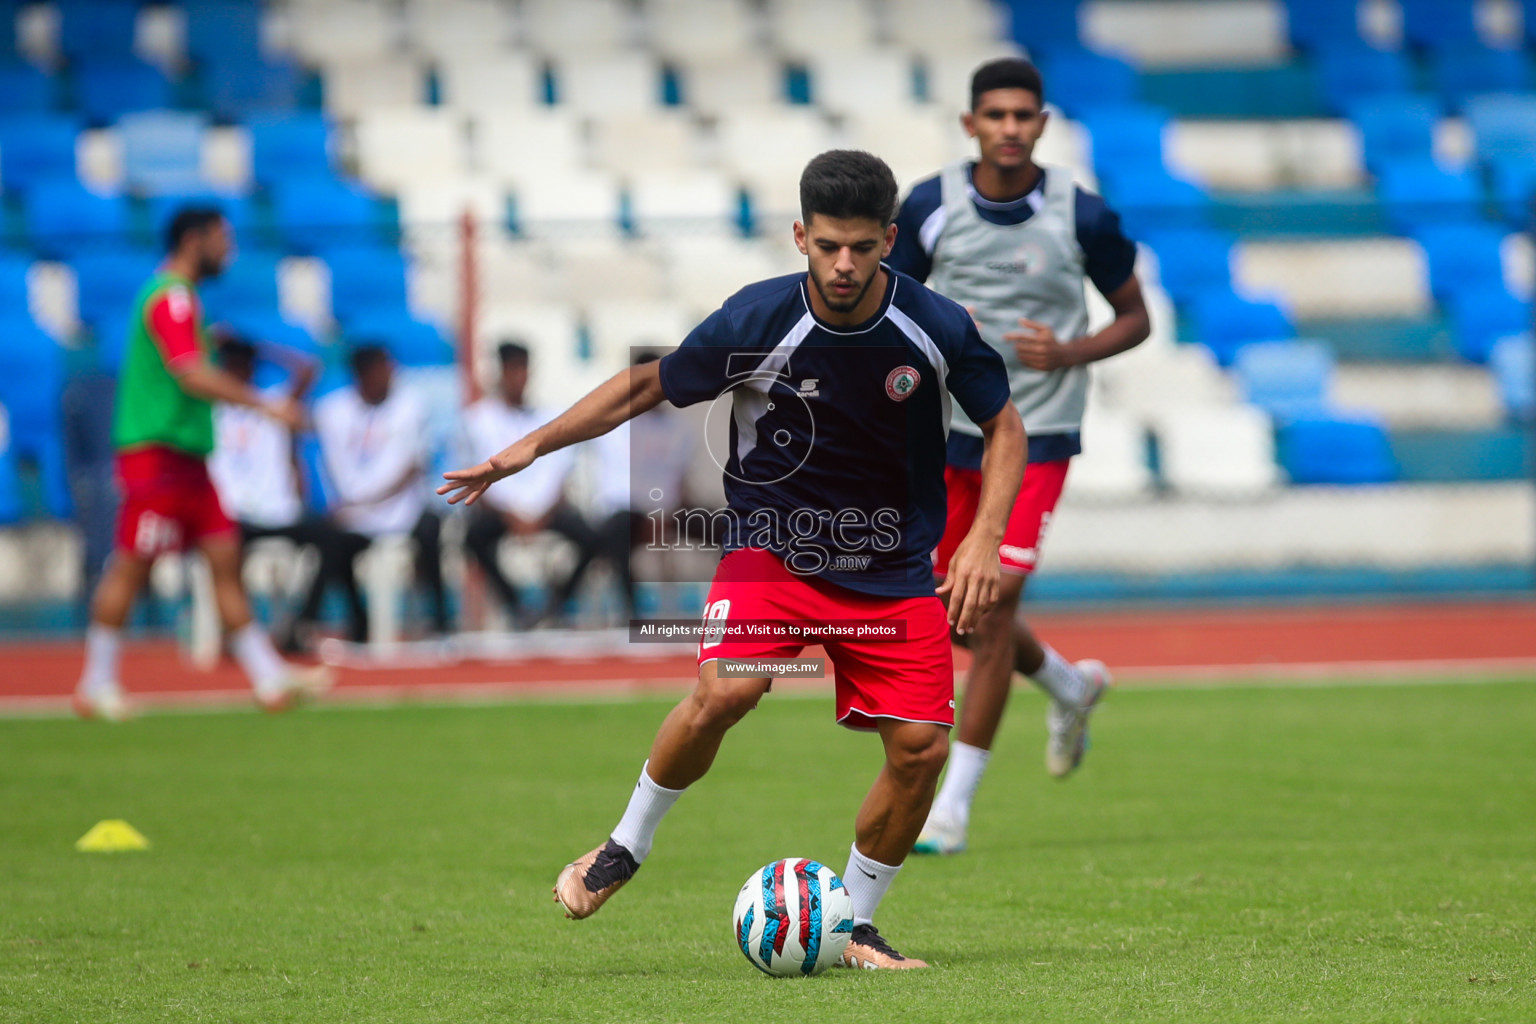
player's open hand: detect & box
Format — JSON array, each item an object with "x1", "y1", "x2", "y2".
[
  {"x1": 936, "y1": 532, "x2": 1000, "y2": 635},
  {"x1": 1005, "y1": 318, "x2": 1071, "y2": 371},
  {"x1": 437, "y1": 439, "x2": 536, "y2": 506}
]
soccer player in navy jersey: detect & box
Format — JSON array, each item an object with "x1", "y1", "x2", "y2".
[
  {"x1": 887, "y1": 59, "x2": 1152, "y2": 856},
  {"x1": 439, "y1": 151, "x2": 1025, "y2": 969}
]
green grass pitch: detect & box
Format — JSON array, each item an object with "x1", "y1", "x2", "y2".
[{"x1": 2, "y1": 678, "x2": 1534, "y2": 1022}]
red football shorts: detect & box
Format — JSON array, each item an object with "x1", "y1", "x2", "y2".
[
  {"x1": 114, "y1": 445, "x2": 237, "y2": 557},
  {"x1": 696, "y1": 547, "x2": 954, "y2": 731},
  {"x1": 932, "y1": 458, "x2": 1071, "y2": 577}
]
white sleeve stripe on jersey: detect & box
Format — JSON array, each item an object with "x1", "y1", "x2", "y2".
[
  {"x1": 918, "y1": 206, "x2": 947, "y2": 255},
  {"x1": 886, "y1": 305, "x2": 953, "y2": 439}
]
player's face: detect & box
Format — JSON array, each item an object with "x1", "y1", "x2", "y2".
[
  {"x1": 964, "y1": 88, "x2": 1048, "y2": 172},
  {"x1": 794, "y1": 215, "x2": 897, "y2": 315},
  {"x1": 195, "y1": 219, "x2": 234, "y2": 280},
  {"x1": 358, "y1": 359, "x2": 393, "y2": 404}
]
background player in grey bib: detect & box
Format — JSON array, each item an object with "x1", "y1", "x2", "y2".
[{"x1": 889, "y1": 58, "x2": 1152, "y2": 855}]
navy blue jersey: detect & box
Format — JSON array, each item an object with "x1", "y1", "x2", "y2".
[{"x1": 658, "y1": 269, "x2": 1010, "y2": 597}]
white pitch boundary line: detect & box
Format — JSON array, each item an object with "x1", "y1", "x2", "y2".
[{"x1": 4, "y1": 657, "x2": 1535, "y2": 720}]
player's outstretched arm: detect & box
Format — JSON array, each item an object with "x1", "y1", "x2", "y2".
[
  {"x1": 175, "y1": 360, "x2": 303, "y2": 430},
  {"x1": 936, "y1": 404, "x2": 1026, "y2": 635},
  {"x1": 438, "y1": 359, "x2": 667, "y2": 507}
]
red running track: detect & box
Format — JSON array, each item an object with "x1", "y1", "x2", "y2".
[{"x1": 3, "y1": 601, "x2": 1534, "y2": 712}]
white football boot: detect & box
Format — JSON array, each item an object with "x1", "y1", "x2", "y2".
[{"x1": 1045, "y1": 659, "x2": 1111, "y2": 778}]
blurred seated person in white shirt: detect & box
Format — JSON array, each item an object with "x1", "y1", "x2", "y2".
[
  {"x1": 314, "y1": 344, "x2": 451, "y2": 641},
  {"x1": 208, "y1": 334, "x2": 353, "y2": 652},
  {"x1": 462, "y1": 341, "x2": 599, "y2": 626}
]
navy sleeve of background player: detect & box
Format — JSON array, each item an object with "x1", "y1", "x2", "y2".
[
  {"x1": 1075, "y1": 188, "x2": 1138, "y2": 297},
  {"x1": 944, "y1": 316, "x2": 1011, "y2": 426},
  {"x1": 886, "y1": 178, "x2": 943, "y2": 283},
  {"x1": 658, "y1": 306, "x2": 736, "y2": 407}
]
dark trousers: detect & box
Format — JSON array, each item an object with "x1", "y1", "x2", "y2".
[
  {"x1": 464, "y1": 505, "x2": 641, "y2": 620},
  {"x1": 239, "y1": 516, "x2": 360, "y2": 643}
]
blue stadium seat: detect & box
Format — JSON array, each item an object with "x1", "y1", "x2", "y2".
[
  {"x1": 1465, "y1": 93, "x2": 1536, "y2": 163},
  {"x1": 1489, "y1": 332, "x2": 1533, "y2": 422},
  {"x1": 248, "y1": 113, "x2": 333, "y2": 188},
  {"x1": 184, "y1": 0, "x2": 262, "y2": 64},
  {"x1": 1348, "y1": 97, "x2": 1439, "y2": 175},
  {"x1": 1399, "y1": 0, "x2": 1480, "y2": 49},
  {"x1": 26, "y1": 180, "x2": 129, "y2": 259},
  {"x1": 271, "y1": 176, "x2": 381, "y2": 253},
  {"x1": 1315, "y1": 46, "x2": 1412, "y2": 114},
  {"x1": 1004, "y1": 0, "x2": 1081, "y2": 55},
  {"x1": 221, "y1": 312, "x2": 320, "y2": 356},
  {"x1": 345, "y1": 311, "x2": 454, "y2": 367},
  {"x1": 146, "y1": 192, "x2": 257, "y2": 248},
  {"x1": 1142, "y1": 228, "x2": 1234, "y2": 304},
  {"x1": 200, "y1": 249, "x2": 282, "y2": 319},
  {"x1": 1079, "y1": 105, "x2": 1169, "y2": 178},
  {"x1": 203, "y1": 54, "x2": 303, "y2": 121},
  {"x1": 1233, "y1": 339, "x2": 1335, "y2": 419},
  {"x1": 1431, "y1": 45, "x2": 1533, "y2": 110},
  {"x1": 0, "y1": 436, "x2": 22, "y2": 525},
  {"x1": 1489, "y1": 157, "x2": 1536, "y2": 225},
  {"x1": 321, "y1": 245, "x2": 409, "y2": 325},
  {"x1": 0, "y1": 316, "x2": 70, "y2": 516},
  {"x1": 0, "y1": 114, "x2": 80, "y2": 191},
  {"x1": 1444, "y1": 284, "x2": 1531, "y2": 362},
  {"x1": 1283, "y1": 0, "x2": 1363, "y2": 51},
  {"x1": 57, "y1": 0, "x2": 139, "y2": 60},
  {"x1": 1412, "y1": 223, "x2": 1508, "y2": 302},
  {"x1": 71, "y1": 248, "x2": 158, "y2": 329},
  {"x1": 1190, "y1": 290, "x2": 1294, "y2": 365},
  {"x1": 1277, "y1": 413, "x2": 1398, "y2": 485},
  {"x1": 119, "y1": 110, "x2": 207, "y2": 194},
  {"x1": 0, "y1": 61, "x2": 56, "y2": 115},
  {"x1": 74, "y1": 57, "x2": 173, "y2": 125},
  {"x1": 93, "y1": 312, "x2": 131, "y2": 374},
  {"x1": 1375, "y1": 160, "x2": 1480, "y2": 232},
  {"x1": 1039, "y1": 50, "x2": 1138, "y2": 116},
  {"x1": 0, "y1": 251, "x2": 30, "y2": 313},
  {"x1": 1103, "y1": 172, "x2": 1209, "y2": 235}
]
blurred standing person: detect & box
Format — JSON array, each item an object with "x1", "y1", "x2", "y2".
[
  {"x1": 313, "y1": 344, "x2": 451, "y2": 641},
  {"x1": 74, "y1": 207, "x2": 329, "y2": 721}
]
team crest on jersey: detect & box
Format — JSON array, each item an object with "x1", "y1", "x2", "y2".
[{"x1": 885, "y1": 365, "x2": 921, "y2": 402}]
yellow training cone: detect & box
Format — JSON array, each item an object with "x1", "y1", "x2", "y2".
[{"x1": 75, "y1": 820, "x2": 150, "y2": 852}]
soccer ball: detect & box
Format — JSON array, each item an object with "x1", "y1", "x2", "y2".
[{"x1": 732, "y1": 858, "x2": 853, "y2": 977}]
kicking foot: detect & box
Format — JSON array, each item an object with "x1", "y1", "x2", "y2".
[
  {"x1": 255, "y1": 664, "x2": 334, "y2": 714},
  {"x1": 73, "y1": 684, "x2": 132, "y2": 723},
  {"x1": 1045, "y1": 659, "x2": 1111, "y2": 778},
  {"x1": 911, "y1": 815, "x2": 967, "y2": 856},
  {"x1": 840, "y1": 924, "x2": 928, "y2": 969},
  {"x1": 553, "y1": 839, "x2": 639, "y2": 920}
]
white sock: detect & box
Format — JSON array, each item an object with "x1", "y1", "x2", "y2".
[
  {"x1": 843, "y1": 843, "x2": 901, "y2": 927},
  {"x1": 1030, "y1": 644, "x2": 1087, "y2": 707},
  {"x1": 609, "y1": 761, "x2": 685, "y2": 863},
  {"x1": 79, "y1": 624, "x2": 122, "y2": 695},
  {"x1": 929, "y1": 740, "x2": 990, "y2": 830},
  {"x1": 231, "y1": 623, "x2": 287, "y2": 695}
]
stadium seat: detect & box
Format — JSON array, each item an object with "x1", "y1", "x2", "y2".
[
  {"x1": 345, "y1": 311, "x2": 454, "y2": 367},
  {"x1": 1431, "y1": 44, "x2": 1533, "y2": 110},
  {"x1": 1156, "y1": 405, "x2": 1282, "y2": 496},
  {"x1": 1063, "y1": 406, "x2": 1153, "y2": 500},
  {"x1": 321, "y1": 245, "x2": 410, "y2": 325},
  {"x1": 0, "y1": 316, "x2": 70, "y2": 516},
  {"x1": 1276, "y1": 413, "x2": 1397, "y2": 485},
  {"x1": 288, "y1": 0, "x2": 401, "y2": 65},
  {"x1": 1141, "y1": 228, "x2": 1234, "y2": 304},
  {"x1": 1282, "y1": 0, "x2": 1362, "y2": 51},
  {"x1": 1375, "y1": 161, "x2": 1480, "y2": 232},
  {"x1": 806, "y1": 50, "x2": 919, "y2": 115},
  {"x1": 1080, "y1": 105, "x2": 1169, "y2": 179},
  {"x1": 924, "y1": 45, "x2": 1028, "y2": 111},
  {"x1": 888, "y1": 0, "x2": 1002, "y2": 55},
  {"x1": 56, "y1": 0, "x2": 138, "y2": 60},
  {"x1": 475, "y1": 111, "x2": 585, "y2": 186},
  {"x1": 26, "y1": 180, "x2": 129, "y2": 259},
  {"x1": 220, "y1": 312, "x2": 321, "y2": 356},
  {"x1": 589, "y1": 113, "x2": 700, "y2": 176},
  {"x1": 585, "y1": 300, "x2": 693, "y2": 369},
  {"x1": 1233, "y1": 339, "x2": 1335, "y2": 419},
  {"x1": 1398, "y1": 0, "x2": 1480, "y2": 49},
  {"x1": 553, "y1": 54, "x2": 665, "y2": 115},
  {"x1": 674, "y1": 55, "x2": 783, "y2": 115},
  {"x1": 146, "y1": 192, "x2": 257, "y2": 249},
  {"x1": 1411, "y1": 222, "x2": 1508, "y2": 302},
  {"x1": 717, "y1": 110, "x2": 836, "y2": 194},
  {"x1": 843, "y1": 111, "x2": 963, "y2": 192},
  {"x1": 1489, "y1": 157, "x2": 1536, "y2": 225},
  {"x1": 0, "y1": 414, "x2": 22, "y2": 525},
  {"x1": 321, "y1": 57, "x2": 427, "y2": 119},
  {"x1": 1002, "y1": 0, "x2": 1082, "y2": 55},
  {"x1": 645, "y1": 0, "x2": 756, "y2": 60},
  {"x1": 0, "y1": 61, "x2": 55, "y2": 115},
  {"x1": 70, "y1": 248, "x2": 158, "y2": 329},
  {"x1": 271, "y1": 176, "x2": 384, "y2": 253},
  {"x1": 248, "y1": 114, "x2": 333, "y2": 189},
  {"x1": 1038, "y1": 49, "x2": 1139, "y2": 117},
  {"x1": 1315, "y1": 46, "x2": 1412, "y2": 114},
  {"x1": 436, "y1": 55, "x2": 541, "y2": 115},
  {"x1": 1189, "y1": 290, "x2": 1294, "y2": 365},
  {"x1": 664, "y1": 236, "x2": 785, "y2": 311},
  {"x1": 1465, "y1": 93, "x2": 1536, "y2": 163},
  {"x1": 403, "y1": 0, "x2": 514, "y2": 62},
  {"x1": 184, "y1": 0, "x2": 262, "y2": 65},
  {"x1": 1348, "y1": 97, "x2": 1439, "y2": 175},
  {"x1": 1489, "y1": 331, "x2": 1534, "y2": 422},
  {"x1": 767, "y1": 0, "x2": 880, "y2": 59},
  {"x1": 629, "y1": 171, "x2": 741, "y2": 237},
  {"x1": 0, "y1": 114, "x2": 79, "y2": 191},
  {"x1": 1444, "y1": 284, "x2": 1532, "y2": 362},
  {"x1": 353, "y1": 109, "x2": 469, "y2": 194},
  {"x1": 1102, "y1": 171, "x2": 1209, "y2": 235},
  {"x1": 520, "y1": 0, "x2": 631, "y2": 54},
  {"x1": 201, "y1": 54, "x2": 304, "y2": 121},
  {"x1": 510, "y1": 172, "x2": 623, "y2": 237},
  {"x1": 119, "y1": 111, "x2": 207, "y2": 195},
  {"x1": 74, "y1": 57, "x2": 173, "y2": 125},
  {"x1": 200, "y1": 249, "x2": 282, "y2": 320}
]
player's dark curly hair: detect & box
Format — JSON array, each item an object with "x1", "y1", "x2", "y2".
[
  {"x1": 970, "y1": 57, "x2": 1044, "y2": 109},
  {"x1": 799, "y1": 150, "x2": 899, "y2": 226},
  {"x1": 164, "y1": 205, "x2": 225, "y2": 254}
]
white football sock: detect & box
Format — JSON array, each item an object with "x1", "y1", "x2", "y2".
[
  {"x1": 843, "y1": 843, "x2": 901, "y2": 927},
  {"x1": 78, "y1": 624, "x2": 122, "y2": 695},
  {"x1": 1030, "y1": 644, "x2": 1088, "y2": 707},
  {"x1": 609, "y1": 761, "x2": 685, "y2": 863},
  {"x1": 929, "y1": 740, "x2": 991, "y2": 829},
  {"x1": 231, "y1": 623, "x2": 287, "y2": 696}
]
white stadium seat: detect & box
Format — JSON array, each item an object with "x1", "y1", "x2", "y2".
[
  {"x1": 512, "y1": 171, "x2": 624, "y2": 237},
  {"x1": 548, "y1": 238, "x2": 670, "y2": 303},
  {"x1": 437, "y1": 54, "x2": 543, "y2": 115},
  {"x1": 585, "y1": 300, "x2": 695, "y2": 370},
  {"x1": 589, "y1": 112, "x2": 702, "y2": 175},
  {"x1": 885, "y1": 0, "x2": 1004, "y2": 55},
  {"x1": 322, "y1": 58, "x2": 427, "y2": 119},
  {"x1": 766, "y1": 0, "x2": 878, "y2": 59},
  {"x1": 665, "y1": 237, "x2": 787, "y2": 312},
  {"x1": 676, "y1": 54, "x2": 784, "y2": 116},
  {"x1": 1157, "y1": 406, "x2": 1282, "y2": 497},
  {"x1": 843, "y1": 110, "x2": 965, "y2": 191},
  {"x1": 353, "y1": 108, "x2": 469, "y2": 193},
  {"x1": 394, "y1": 175, "x2": 505, "y2": 228},
  {"x1": 404, "y1": 0, "x2": 514, "y2": 61},
  {"x1": 1082, "y1": 0, "x2": 1288, "y2": 68},
  {"x1": 807, "y1": 49, "x2": 919, "y2": 115},
  {"x1": 287, "y1": 0, "x2": 401, "y2": 64},
  {"x1": 554, "y1": 53, "x2": 664, "y2": 115},
  {"x1": 717, "y1": 108, "x2": 836, "y2": 188},
  {"x1": 1061, "y1": 406, "x2": 1154, "y2": 502},
  {"x1": 629, "y1": 170, "x2": 740, "y2": 237},
  {"x1": 475, "y1": 111, "x2": 585, "y2": 185},
  {"x1": 923, "y1": 45, "x2": 1026, "y2": 113},
  {"x1": 645, "y1": 0, "x2": 759, "y2": 60},
  {"x1": 1235, "y1": 238, "x2": 1430, "y2": 320},
  {"x1": 520, "y1": 0, "x2": 633, "y2": 53}
]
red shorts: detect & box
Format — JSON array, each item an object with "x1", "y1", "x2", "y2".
[
  {"x1": 697, "y1": 548, "x2": 954, "y2": 731},
  {"x1": 114, "y1": 445, "x2": 236, "y2": 557},
  {"x1": 932, "y1": 458, "x2": 1071, "y2": 577}
]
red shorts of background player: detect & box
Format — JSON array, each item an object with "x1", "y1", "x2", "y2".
[
  {"x1": 932, "y1": 458, "x2": 1071, "y2": 577},
  {"x1": 696, "y1": 547, "x2": 954, "y2": 731},
  {"x1": 113, "y1": 444, "x2": 237, "y2": 558}
]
